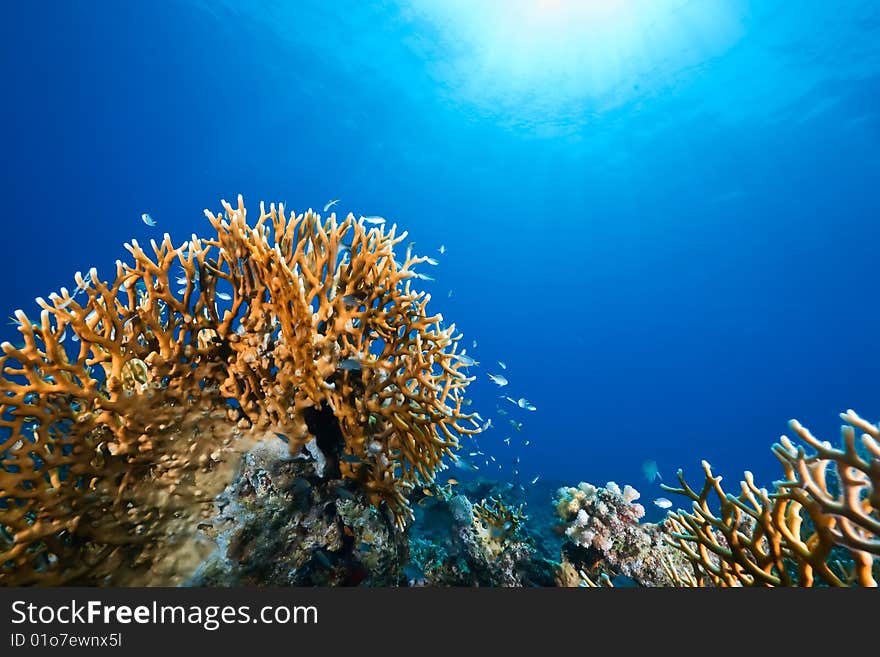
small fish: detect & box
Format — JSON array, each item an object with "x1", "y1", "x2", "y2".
[
  {"x1": 341, "y1": 294, "x2": 363, "y2": 307},
  {"x1": 360, "y1": 215, "x2": 386, "y2": 225},
  {"x1": 523, "y1": 440, "x2": 530, "y2": 446},
  {"x1": 498, "y1": 361, "x2": 507, "y2": 369},
  {"x1": 503, "y1": 437, "x2": 510, "y2": 445},
  {"x1": 517, "y1": 398, "x2": 536, "y2": 411},
  {"x1": 642, "y1": 460, "x2": 663, "y2": 483},
  {"x1": 141, "y1": 212, "x2": 156, "y2": 226},
  {"x1": 424, "y1": 257, "x2": 439, "y2": 266},
  {"x1": 472, "y1": 339, "x2": 478, "y2": 348},
  {"x1": 57, "y1": 329, "x2": 66, "y2": 343},
  {"x1": 216, "y1": 292, "x2": 232, "y2": 301},
  {"x1": 490, "y1": 455, "x2": 496, "y2": 462},
  {"x1": 654, "y1": 497, "x2": 673, "y2": 509},
  {"x1": 447, "y1": 289, "x2": 453, "y2": 298},
  {"x1": 367, "y1": 441, "x2": 383, "y2": 455},
  {"x1": 509, "y1": 420, "x2": 523, "y2": 431},
  {"x1": 71, "y1": 333, "x2": 80, "y2": 342},
  {"x1": 469, "y1": 451, "x2": 479, "y2": 456},
  {"x1": 456, "y1": 354, "x2": 478, "y2": 367},
  {"x1": 496, "y1": 407, "x2": 508, "y2": 416},
  {"x1": 438, "y1": 245, "x2": 446, "y2": 254},
  {"x1": 323, "y1": 199, "x2": 340, "y2": 212},
  {"x1": 339, "y1": 358, "x2": 362, "y2": 371},
  {"x1": 446, "y1": 479, "x2": 459, "y2": 486},
  {"x1": 481, "y1": 418, "x2": 493, "y2": 431},
  {"x1": 415, "y1": 273, "x2": 435, "y2": 282},
  {"x1": 176, "y1": 277, "x2": 188, "y2": 286},
  {"x1": 422, "y1": 488, "x2": 434, "y2": 497},
  {"x1": 487, "y1": 373, "x2": 508, "y2": 387},
  {"x1": 531, "y1": 475, "x2": 540, "y2": 485}
]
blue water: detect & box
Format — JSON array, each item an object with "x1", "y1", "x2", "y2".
[{"x1": 3, "y1": 0, "x2": 879, "y2": 512}]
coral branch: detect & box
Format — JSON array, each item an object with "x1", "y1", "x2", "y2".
[{"x1": 0, "y1": 196, "x2": 478, "y2": 585}]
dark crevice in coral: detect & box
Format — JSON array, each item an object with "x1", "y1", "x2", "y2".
[
  {"x1": 303, "y1": 404, "x2": 344, "y2": 479},
  {"x1": 561, "y1": 542, "x2": 604, "y2": 573}
]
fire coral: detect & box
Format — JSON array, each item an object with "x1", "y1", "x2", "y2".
[
  {"x1": 663, "y1": 410, "x2": 879, "y2": 586},
  {"x1": 0, "y1": 196, "x2": 479, "y2": 585}
]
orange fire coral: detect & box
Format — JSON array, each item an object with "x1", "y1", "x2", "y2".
[
  {"x1": 663, "y1": 410, "x2": 879, "y2": 587},
  {"x1": 0, "y1": 196, "x2": 479, "y2": 585}
]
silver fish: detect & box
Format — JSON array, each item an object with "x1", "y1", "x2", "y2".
[
  {"x1": 216, "y1": 292, "x2": 232, "y2": 301},
  {"x1": 517, "y1": 398, "x2": 536, "y2": 411},
  {"x1": 487, "y1": 373, "x2": 508, "y2": 387},
  {"x1": 339, "y1": 358, "x2": 362, "y2": 371},
  {"x1": 498, "y1": 361, "x2": 507, "y2": 370},
  {"x1": 642, "y1": 460, "x2": 662, "y2": 483},
  {"x1": 438, "y1": 245, "x2": 446, "y2": 254},
  {"x1": 360, "y1": 215, "x2": 386, "y2": 225},
  {"x1": 323, "y1": 199, "x2": 340, "y2": 212},
  {"x1": 654, "y1": 497, "x2": 673, "y2": 509},
  {"x1": 531, "y1": 475, "x2": 540, "y2": 485}
]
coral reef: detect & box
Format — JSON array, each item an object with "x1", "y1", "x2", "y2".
[
  {"x1": 0, "y1": 196, "x2": 478, "y2": 585},
  {"x1": 189, "y1": 439, "x2": 406, "y2": 586},
  {"x1": 553, "y1": 481, "x2": 693, "y2": 586},
  {"x1": 663, "y1": 410, "x2": 879, "y2": 587},
  {"x1": 407, "y1": 482, "x2": 555, "y2": 586},
  {"x1": 472, "y1": 495, "x2": 527, "y2": 557}
]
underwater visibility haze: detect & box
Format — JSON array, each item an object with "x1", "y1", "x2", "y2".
[{"x1": 1, "y1": 0, "x2": 879, "y2": 587}]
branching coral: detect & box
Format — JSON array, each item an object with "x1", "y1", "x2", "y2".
[
  {"x1": 472, "y1": 495, "x2": 527, "y2": 557},
  {"x1": 663, "y1": 410, "x2": 879, "y2": 587},
  {"x1": 0, "y1": 196, "x2": 479, "y2": 585}
]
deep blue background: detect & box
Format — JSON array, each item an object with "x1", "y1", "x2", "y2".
[{"x1": 2, "y1": 1, "x2": 879, "y2": 513}]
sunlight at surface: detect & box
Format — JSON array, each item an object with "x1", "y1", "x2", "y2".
[{"x1": 403, "y1": 0, "x2": 747, "y2": 125}]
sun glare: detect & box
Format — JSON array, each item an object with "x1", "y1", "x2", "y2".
[{"x1": 405, "y1": 0, "x2": 746, "y2": 123}]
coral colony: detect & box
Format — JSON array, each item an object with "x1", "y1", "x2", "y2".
[{"x1": 1, "y1": 198, "x2": 878, "y2": 586}]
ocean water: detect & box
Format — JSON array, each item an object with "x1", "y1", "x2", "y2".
[{"x1": 2, "y1": 0, "x2": 879, "y2": 518}]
